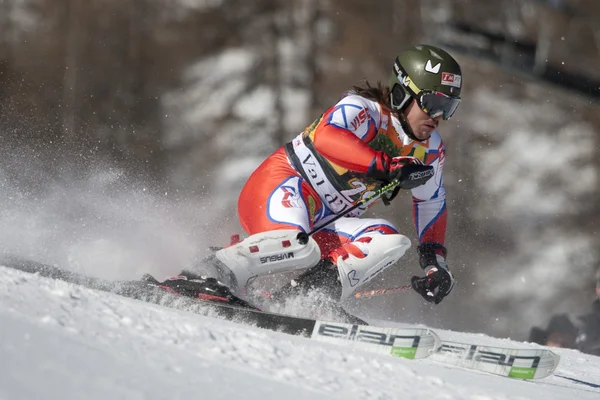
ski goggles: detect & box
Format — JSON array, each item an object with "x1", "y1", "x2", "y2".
[{"x1": 417, "y1": 91, "x2": 461, "y2": 120}]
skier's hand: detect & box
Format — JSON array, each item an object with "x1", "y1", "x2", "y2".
[
  {"x1": 367, "y1": 153, "x2": 434, "y2": 190},
  {"x1": 411, "y1": 243, "x2": 455, "y2": 304}
]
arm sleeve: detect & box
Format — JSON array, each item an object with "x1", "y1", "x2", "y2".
[
  {"x1": 312, "y1": 96, "x2": 381, "y2": 173},
  {"x1": 411, "y1": 137, "x2": 447, "y2": 246}
]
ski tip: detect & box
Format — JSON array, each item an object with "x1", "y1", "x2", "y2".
[{"x1": 140, "y1": 273, "x2": 160, "y2": 284}]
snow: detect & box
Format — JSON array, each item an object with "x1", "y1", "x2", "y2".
[
  {"x1": 173, "y1": 0, "x2": 224, "y2": 10},
  {"x1": 1, "y1": 266, "x2": 599, "y2": 400},
  {"x1": 161, "y1": 48, "x2": 258, "y2": 147},
  {"x1": 3, "y1": 1, "x2": 37, "y2": 34},
  {"x1": 0, "y1": 169, "x2": 208, "y2": 283}
]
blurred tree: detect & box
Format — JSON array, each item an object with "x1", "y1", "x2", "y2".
[
  {"x1": 61, "y1": 0, "x2": 83, "y2": 138},
  {"x1": 301, "y1": 0, "x2": 325, "y2": 120}
]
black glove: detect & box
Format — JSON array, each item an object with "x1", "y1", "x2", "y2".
[
  {"x1": 367, "y1": 153, "x2": 434, "y2": 192},
  {"x1": 411, "y1": 243, "x2": 455, "y2": 304}
]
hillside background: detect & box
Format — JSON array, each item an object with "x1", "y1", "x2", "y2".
[{"x1": 1, "y1": 0, "x2": 599, "y2": 341}]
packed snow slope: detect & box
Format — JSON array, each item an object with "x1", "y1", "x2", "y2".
[{"x1": 0, "y1": 266, "x2": 599, "y2": 400}]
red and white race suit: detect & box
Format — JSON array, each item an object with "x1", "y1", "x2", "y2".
[{"x1": 237, "y1": 94, "x2": 447, "y2": 288}]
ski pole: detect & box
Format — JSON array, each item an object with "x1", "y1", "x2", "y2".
[
  {"x1": 353, "y1": 284, "x2": 413, "y2": 299},
  {"x1": 296, "y1": 178, "x2": 401, "y2": 244}
]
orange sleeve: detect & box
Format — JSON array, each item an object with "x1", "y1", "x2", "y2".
[{"x1": 313, "y1": 124, "x2": 378, "y2": 173}]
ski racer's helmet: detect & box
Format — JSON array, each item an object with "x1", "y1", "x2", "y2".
[{"x1": 389, "y1": 44, "x2": 462, "y2": 120}]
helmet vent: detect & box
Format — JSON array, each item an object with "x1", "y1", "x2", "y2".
[{"x1": 428, "y1": 49, "x2": 443, "y2": 60}]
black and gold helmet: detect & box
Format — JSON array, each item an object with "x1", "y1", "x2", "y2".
[{"x1": 390, "y1": 44, "x2": 462, "y2": 120}]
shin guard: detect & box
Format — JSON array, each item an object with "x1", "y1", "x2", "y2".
[{"x1": 214, "y1": 230, "x2": 321, "y2": 290}]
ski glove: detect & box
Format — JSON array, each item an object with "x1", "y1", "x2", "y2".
[
  {"x1": 411, "y1": 243, "x2": 455, "y2": 304},
  {"x1": 367, "y1": 152, "x2": 434, "y2": 190}
]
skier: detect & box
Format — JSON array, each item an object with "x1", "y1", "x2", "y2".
[{"x1": 157, "y1": 44, "x2": 463, "y2": 307}]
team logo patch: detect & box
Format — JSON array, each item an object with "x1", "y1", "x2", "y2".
[
  {"x1": 350, "y1": 108, "x2": 370, "y2": 130},
  {"x1": 280, "y1": 186, "x2": 302, "y2": 208},
  {"x1": 441, "y1": 72, "x2": 461, "y2": 88},
  {"x1": 425, "y1": 60, "x2": 441, "y2": 74}
]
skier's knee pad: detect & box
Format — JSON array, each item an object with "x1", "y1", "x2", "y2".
[
  {"x1": 331, "y1": 233, "x2": 411, "y2": 300},
  {"x1": 214, "y1": 229, "x2": 321, "y2": 290}
]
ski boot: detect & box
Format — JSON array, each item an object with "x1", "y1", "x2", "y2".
[
  {"x1": 270, "y1": 259, "x2": 342, "y2": 302},
  {"x1": 269, "y1": 259, "x2": 369, "y2": 325},
  {"x1": 141, "y1": 270, "x2": 259, "y2": 310}
]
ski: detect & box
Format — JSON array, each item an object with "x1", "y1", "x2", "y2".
[
  {"x1": 0, "y1": 256, "x2": 438, "y2": 360},
  {"x1": 0, "y1": 256, "x2": 562, "y2": 376},
  {"x1": 431, "y1": 340, "x2": 560, "y2": 379},
  {"x1": 0, "y1": 256, "x2": 317, "y2": 334},
  {"x1": 311, "y1": 321, "x2": 440, "y2": 360}
]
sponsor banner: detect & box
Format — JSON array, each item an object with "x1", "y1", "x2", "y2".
[{"x1": 291, "y1": 136, "x2": 357, "y2": 215}]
